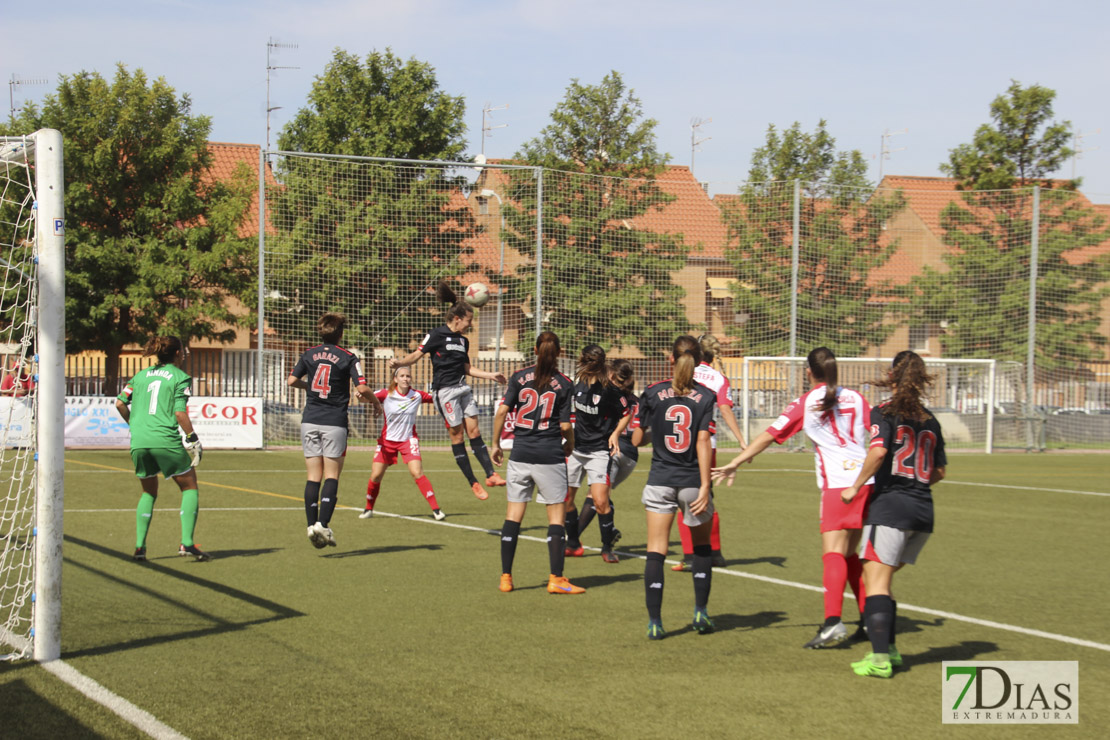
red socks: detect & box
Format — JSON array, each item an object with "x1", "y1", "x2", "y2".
[
  {"x1": 365, "y1": 480, "x2": 381, "y2": 510},
  {"x1": 822, "y1": 552, "x2": 848, "y2": 620},
  {"x1": 846, "y1": 553, "x2": 866, "y2": 613},
  {"x1": 416, "y1": 476, "x2": 439, "y2": 511}
]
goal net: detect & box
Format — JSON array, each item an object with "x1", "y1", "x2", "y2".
[
  {"x1": 734, "y1": 357, "x2": 1024, "y2": 453},
  {"x1": 1, "y1": 131, "x2": 64, "y2": 662}
]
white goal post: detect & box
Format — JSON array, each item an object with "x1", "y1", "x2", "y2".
[
  {"x1": 736, "y1": 357, "x2": 1004, "y2": 454},
  {"x1": 0, "y1": 130, "x2": 65, "y2": 662}
]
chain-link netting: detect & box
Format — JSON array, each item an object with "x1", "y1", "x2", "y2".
[
  {"x1": 0, "y1": 136, "x2": 38, "y2": 660},
  {"x1": 261, "y1": 154, "x2": 1110, "y2": 449}
]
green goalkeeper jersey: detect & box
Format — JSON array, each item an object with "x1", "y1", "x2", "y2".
[{"x1": 117, "y1": 363, "x2": 192, "y2": 449}]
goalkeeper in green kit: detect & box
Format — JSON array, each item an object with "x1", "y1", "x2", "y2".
[{"x1": 115, "y1": 336, "x2": 210, "y2": 561}]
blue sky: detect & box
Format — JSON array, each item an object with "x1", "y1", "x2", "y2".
[{"x1": 7, "y1": 0, "x2": 1109, "y2": 201}]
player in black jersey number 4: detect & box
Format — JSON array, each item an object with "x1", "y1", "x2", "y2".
[
  {"x1": 632, "y1": 336, "x2": 718, "y2": 639},
  {"x1": 288, "y1": 313, "x2": 382, "y2": 549},
  {"x1": 841, "y1": 351, "x2": 947, "y2": 678},
  {"x1": 390, "y1": 282, "x2": 507, "y2": 500}
]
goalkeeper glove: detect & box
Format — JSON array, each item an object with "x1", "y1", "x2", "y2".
[{"x1": 184, "y1": 432, "x2": 203, "y2": 468}]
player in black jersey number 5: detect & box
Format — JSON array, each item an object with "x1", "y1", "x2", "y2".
[
  {"x1": 632, "y1": 336, "x2": 718, "y2": 639},
  {"x1": 390, "y1": 282, "x2": 507, "y2": 500},
  {"x1": 841, "y1": 351, "x2": 947, "y2": 678}
]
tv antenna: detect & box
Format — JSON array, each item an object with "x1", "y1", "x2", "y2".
[
  {"x1": 1071, "y1": 129, "x2": 1100, "y2": 180},
  {"x1": 878, "y1": 128, "x2": 908, "y2": 181},
  {"x1": 266, "y1": 37, "x2": 299, "y2": 150},
  {"x1": 481, "y1": 102, "x2": 509, "y2": 157},
  {"x1": 8, "y1": 74, "x2": 48, "y2": 122},
  {"x1": 691, "y1": 117, "x2": 712, "y2": 173}
]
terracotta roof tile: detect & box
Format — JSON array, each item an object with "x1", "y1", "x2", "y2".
[{"x1": 203, "y1": 142, "x2": 277, "y2": 237}]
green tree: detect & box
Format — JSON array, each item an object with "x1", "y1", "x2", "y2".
[
  {"x1": 269, "y1": 48, "x2": 475, "y2": 350},
  {"x1": 916, "y1": 82, "x2": 1109, "y2": 369},
  {"x1": 722, "y1": 121, "x2": 905, "y2": 356},
  {"x1": 2, "y1": 66, "x2": 255, "y2": 392},
  {"x1": 940, "y1": 80, "x2": 1074, "y2": 191},
  {"x1": 505, "y1": 71, "x2": 688, "y2": 354}
]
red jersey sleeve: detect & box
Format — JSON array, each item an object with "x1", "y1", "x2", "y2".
[
  {"x1": 418, "y1": 390, "x2": 434, "y2": 403},
  {"x1": 766, "y1": 397, "x2": 804, "y2": 443},
  {"x1": 716, "y1": 376, "x2": 733, "y2": 408},
  {"x1": 374, "y1": 389, "x2": 389, "y2": 401}
]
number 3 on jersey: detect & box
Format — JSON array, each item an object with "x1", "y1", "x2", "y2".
[
  {"x1": 311, "y1": 364, "x2": 333, "y2": 399},
  {"x1": 664, "y1": 405, "x2": 692, "y2": 452}
]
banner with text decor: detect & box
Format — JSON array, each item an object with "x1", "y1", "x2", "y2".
[{"x1": 60, "y1": 396, "x2": 263, "y2": 449}]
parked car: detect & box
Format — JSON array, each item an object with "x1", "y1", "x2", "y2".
[{"x1": 1052, "y1": 407, "x2": 1090, "y2": 416}]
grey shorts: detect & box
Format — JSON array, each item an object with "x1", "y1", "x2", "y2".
[
  {"x1": 861, "y1": 524, "x2": 931, "y2": 566},
  {"x1": 641, "y1": 484, "x2": 715, "y2": 527},
  {"x1": 506, "y1": 459, "x2": 568, "y2": 505},
  {"x1": 301, "y1": 423, "x2": 348, "y2": 458},
  {"x1": 435, "y1": 384, "x2": 479, "y2": 428},
  {"x1": 566, "y1": 449, "x2": 610, "y2": 488},
  {"x1": 608, "y1": 454, "x2": 639, "y2": 489}
]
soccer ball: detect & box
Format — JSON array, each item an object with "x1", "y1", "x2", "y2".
[{"x1": 464, "y1": 282, "x2": 490, "y2": 308}]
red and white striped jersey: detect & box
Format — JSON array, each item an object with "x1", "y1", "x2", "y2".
[
  {"x1": 767, "y1": 385, "x2": 873, "y2": 490},
  {"x1": 374, "y1": 387, "x2": 434, "y2": 442},
  {"x1": 694, "y1": 362, "x2": 733, "y2": 449}
]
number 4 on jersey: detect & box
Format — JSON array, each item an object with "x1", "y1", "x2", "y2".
[{"x1": 311, "y1": 364, "x2": 333, "y2": 399}]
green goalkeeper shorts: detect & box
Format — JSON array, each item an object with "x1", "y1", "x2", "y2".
[{"x1": 131, "y1": 447, "x2": 193, "y2": 480}]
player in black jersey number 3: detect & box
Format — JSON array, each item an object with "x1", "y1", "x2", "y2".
[{"x1": 633, "y1": 336, "x2": 719, "y2": 639}]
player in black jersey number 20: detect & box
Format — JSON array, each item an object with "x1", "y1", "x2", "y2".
[{"x1": 841, "y1": 351, "x2": 947, "y2": 678}]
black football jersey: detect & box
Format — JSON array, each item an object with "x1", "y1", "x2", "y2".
[
  {"x1": 290, "y1": 344, "x2": 366, "y2": 428},
  {"x1": 635, "y1": 379, "x2": 717, "y2": 488},
  {"x1": 617, "y1": 390, "x2": 640, "y2": 460},
  {"x1": 418, "y1": 325, "x2": 470, "y2": 390},
  {"x1": 571, "y1": 380, "x2": 630, "y2": 453},
  {"x1": 865, "y1": 403, "x2": 947, "y2": 532},
  {"x1": 499, "y1": 365, "x2": 574, "y2": 465}
]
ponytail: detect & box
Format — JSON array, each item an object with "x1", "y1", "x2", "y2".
[
  {"x1": 875, "y1": 350, "x2": 934, "y2": 422},
  {"x1": 609, "y1": 358, "x2": 635, "y2": 392},
  {"x1": 437, "y1": 281, "x2": 473, "y2": 323},
  {"x1": 533, "y1": 331, "x2": 561, "y2": 391},
  {"x1": 143, "y1": 336, "x2": 183, "y2": 365},
  {"x1": 698, "y1": 334, "x2": 721, "y2": 365},
  {"x1": 671, "y1": 335, "x2": 702, "y2": 395},
  {"x1": 576, "y1": 344, "x2": 609, "y2": 386},
  {"x1": 807, "y1": 346, "x2": 839, "y2": 413}
]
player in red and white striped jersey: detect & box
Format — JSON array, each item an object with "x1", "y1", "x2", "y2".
[
  {"x1": 713, "y1": 347, "x2": 873, "y2": 649},
  {"x1": 360, "y1": 366, "x2": 445, "y2": 520}
]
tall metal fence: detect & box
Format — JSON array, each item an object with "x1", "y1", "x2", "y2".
[
  {"x1": 251, "y1": 152, "x2": 1110, "y2": 449},
  {"x1": 65, "y1": 152, "x2": 1110, "y2": 449}
]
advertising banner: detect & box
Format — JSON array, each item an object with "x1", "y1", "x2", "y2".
[{"x1": 62, "y1": 396, "x2": 263, "y2": 449}]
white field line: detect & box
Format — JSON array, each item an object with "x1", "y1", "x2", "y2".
[
  {"x1": 69, "y1": 466, "x2": 1110, "y2": 498},
  {"x1": 40, "y1": 660, "x2": 188, "y2": 740}
]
